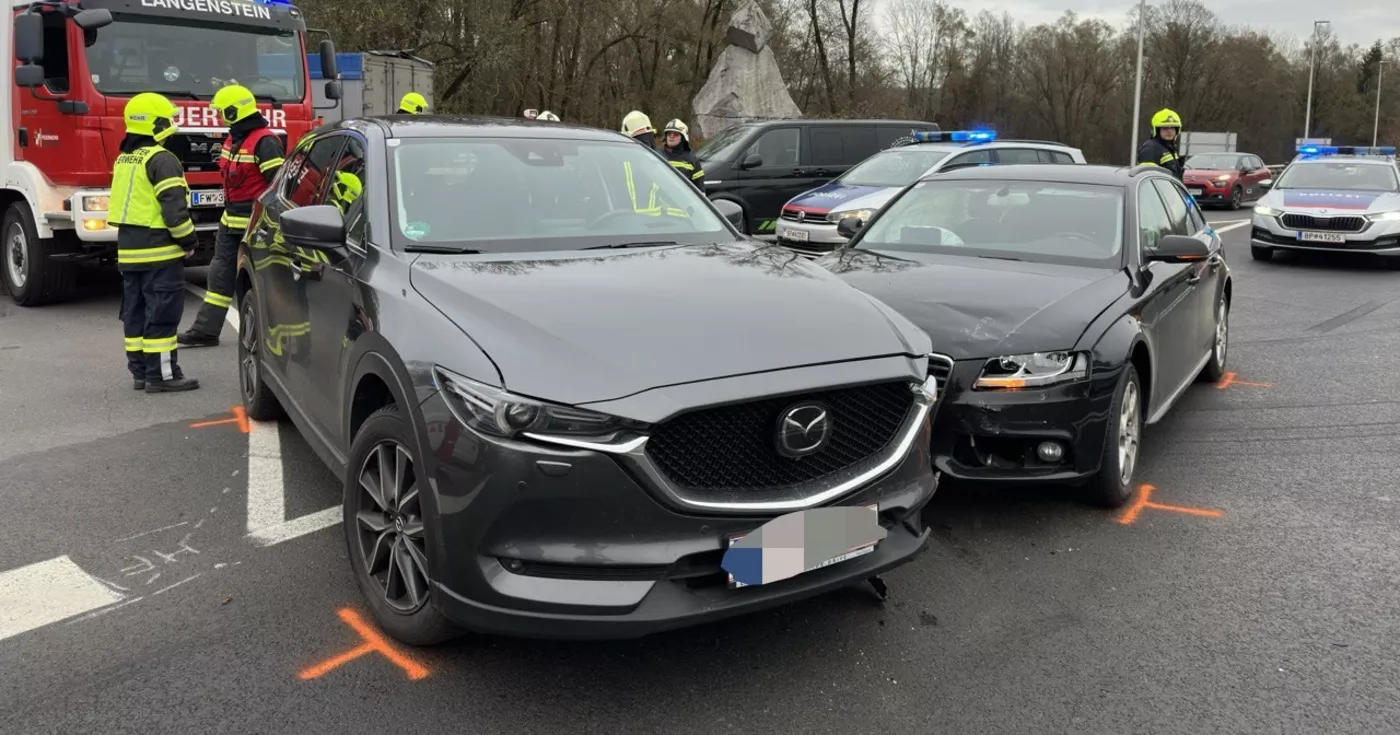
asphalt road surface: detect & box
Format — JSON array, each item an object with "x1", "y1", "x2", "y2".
[{"x1": 3, "y1": 212, "x2": 1399, "y2": 735}]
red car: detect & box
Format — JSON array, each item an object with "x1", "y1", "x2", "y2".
[{"x1": 1183, "y1": 152, "x2": 1273, "y2": 209}]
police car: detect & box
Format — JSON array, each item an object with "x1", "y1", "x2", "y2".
[
  {"x1": 773, "y1": 130, "x2": 1086, "y2": 257},
  {"x1": 1251, "y1": 145, "x2": 1400, "y2": 267}
]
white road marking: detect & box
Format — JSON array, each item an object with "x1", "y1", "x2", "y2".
[
  {"x1": 245, "y1": 418, "x2": 342, "y2": 547},
  {"x1": 1212, "y1": 220, "x2": 1250, "y2": 234},
  {"x1": 113, "y1": 521, "x2": 189, "y2": 543},
  {"x1": 0, "y1": 556, "x2": 125, "y2": 642},
  {"x1": 181, "y1": 283, "x2": 240, "y2": 333}
]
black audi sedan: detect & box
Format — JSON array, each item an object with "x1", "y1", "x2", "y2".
[
  {"x1": 232, "y1": 116, "x2": 942, "y2": 645},
  {"x1": 816, "y1": 164, "x2": 1231, "y2": 507}
]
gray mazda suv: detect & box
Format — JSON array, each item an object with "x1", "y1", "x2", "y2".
[{"x1": 234, "y1": 115, "x2": 942, "y2": 645}]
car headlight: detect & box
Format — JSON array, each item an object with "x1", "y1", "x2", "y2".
[
  {"x1": 827, "y1": 208, "x2": 874, "y2": 223},
  {"x1": 973, "y1": 352, "x2": 1088, "y2": 390},
  {"x1": 1253, "y1": 204, "x2": 1282, "y2": 216},
  {"x1": 432, "y1": 366, "x2": 645, "y2": 440},
  {"x1": 1366, "y1": 210, "x2": 1400, "y2": 222},
  {"x1": 1214, "y1": 174, "x2": 1231, "y2": 182},
  {"x1": 81, "y1": 195, "x2": 110, "y2": 212}
]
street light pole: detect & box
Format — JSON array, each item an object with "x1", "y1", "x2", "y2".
[
  {"x1": 1375, "y1": 59, "x2": 1386, "y2": 147},
  {"x1": 1129, "y1": 0, "x2": 1147, "y2": 165},
  {"x1": 1304, "y1": 20, "x2": 1329, "y2": 139}
]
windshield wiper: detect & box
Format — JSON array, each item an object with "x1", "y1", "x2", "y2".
[
  {"x1": 161, "y1": 91, "x2": 203, "y2": 100},
  {"x1": 581, "y1": 241, "x2": 678, "y2": 250},
  {"x1": 404, "y1": 244, "x2": 483, "y2": 254},
  {"x1": 975, "y1": 254, "x2": 1024, "y2": 262}
]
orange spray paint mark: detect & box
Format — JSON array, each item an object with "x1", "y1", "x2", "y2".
[
  {"x1": 189, "y1": 406, "x2": 250, "y2": 433},
  {"x1": 1216, "y1": 372, "x2": 1272, "y2": 390},
  {"x1": 1117, "y1": 484, "x2": 1224, "y2": 526},
  {"x1": 298, "y1": 608, "x2": 430, "y2": 681}
]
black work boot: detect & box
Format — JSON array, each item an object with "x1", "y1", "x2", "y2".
[
  {"x1": 178, "y1": 329, "x2": 219, "y2": 348},
  {"x1": 133, "y1": 378, "x2": 146, "y2": 391},
  {"x1": 146, "y1": 377, "x2": 201, "y2": 393}
]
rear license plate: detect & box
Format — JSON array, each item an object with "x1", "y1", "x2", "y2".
[
  {"x1": 781, "y1": 228, "x2": 810, "y2": 242},
  {"x1": 1187, "y1": 187, "x2": 1204, "y2": 196},
  {"x1": 725, "y1": 503, "x2": 879, "y2": 589},
  {"x1": 191, "y1": 190, "x2": 225, "y2": 207},
  {"x1": 1298, "y1": 231, "x2": 1345, "y2": 243}
]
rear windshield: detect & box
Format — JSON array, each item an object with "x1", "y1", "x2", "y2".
[
  {"x1": 840, "y1": 149, "x2": 950, "y2": 187},
  {"x1": 1186, "y1": 154, "x2": 1243, "y2": 170}
]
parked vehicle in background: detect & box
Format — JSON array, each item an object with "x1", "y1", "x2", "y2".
[
  {"x1": 1183, "y1": 152, "x2": 1272, "y2": 210},
  {"x1": 816, "y1": 164, "x2": 1231, "y2": 508},
  {"x1": 775, "y1": 130, "x2": 1085, "y2": 257},
  {"x1": 695, "y1": 118, "x2": 938, "y2": 237},
  {"x1": 308, "y1": 50, "x2": 434, "y2": 123}
]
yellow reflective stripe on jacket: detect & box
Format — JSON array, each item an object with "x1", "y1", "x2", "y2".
[
  {"x1": 221, "y1": 151, "x2": 257, "y2": 163},
  {"x1": 669, "y1": 160, "x2": 695, "y2": 172},
  {"x1": 142, "y1": 336, "x2": 178, "y2": 354},
  {"x1": 124, "y1": 336, "x2": 142, "y2": 352},
  {"x1": 221, "y1": 212, "x2": 251, "y2": 228},
  {"x1": 691, "y1": 169, "x2": 705, "y2": 180},
  {"x1": 152, "y1": 176, "x2": 188, "y2": 197},
  {"x1": 169, "y1": 219, "x2": 195, "y2": 239},
  {"x1": 1139, "y1": 161, "x2": 1160, "y2": 167},
  {"x1": 117, "y1": 244, "x2": 185, "y2": 265},
  {"x1": 259, "y1": 157, "x2": 285, "y2": 173},
  {"x1": 109, "y1": 147, "x2": 166, "y2": 229},
  {"x1": 203, "y1": 291, "x2": 233, "y2": 308},
  {"x1": 1159, "y1": 152, "x2": 1177, "y2": 165}
]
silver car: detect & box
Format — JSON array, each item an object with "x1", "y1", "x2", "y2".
[
  {"x1": 775, "y1": 135, "x2": 1086, "y2": 257},
  {"x1": 1250, "y1": 147, "x2": 1400, "y2": 267}
]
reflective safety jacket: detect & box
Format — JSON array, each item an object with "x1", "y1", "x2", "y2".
[
  {"x1": 109, "y1": 141, "x2": 197, "y2": 269},
  {"x1": 622, "y1": 161, "x2": 688, "y2": 218},
  {"x1": 1137, "y1": 137, "x2": 1184, "y2": 180},
  {"x1": 218, "y1": 119, "x2": 284, "y2": 229},
  {"x1": 663, "y1": 147, "x2": 706, "y2": 192}
]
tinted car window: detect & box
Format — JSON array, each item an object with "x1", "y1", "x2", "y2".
[
  {"x1": 283, "y1": 136, "x2": 347, "y2": 207},
  {"x1": 694, "y1": 124, "x2": 751, "y2": 163},
  {"x1": 744, "y1": 127, "x2": 801, "y2": 167},
  {"x1": 941, "y1": 149, "x2": 993, "y2": 170},
  {"x1": 1040, "y1": 150, "x2": 1075, "y2": 164},
  {"x1": 855, "y1": 180, "x2": 1125, "y2": 269},
  {"x1": 1137, "y1": 183, "x2": 1174, "y2": 252},
  {"x1": 388, "y1": 137, "x2": 729, "y2": 252},
  {"x1": 840, "y1": 149, "x2": 950, "y2": 187},
  {"x1": 1186, "y1": 153, "x2": 1243, "y2": 170},
  {"x1": 808, "y1": 126, "x2": 877, "y2": 166},
  {"x1": 995, "y1": 148, "x2": 1043, "y2": 165},
  {"x1": 327, "y1": 138, "x2": 367, "y2": 238},
  {"x1": 1153, "y1": 179, "x2": 1193, "y2": 235}
]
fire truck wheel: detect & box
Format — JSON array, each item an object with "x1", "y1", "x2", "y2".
[{"x1": 2, "y1": 203, "x2": 77, "y2": 307}]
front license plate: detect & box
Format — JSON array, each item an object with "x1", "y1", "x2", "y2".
[
  {"x1": 725, "y1": 503, "x2": 880, "y2": 589},
  {"x1": 1298, "y1": 231, "x2": 1345, "y2": 243},
  {"x1": 191, "y1": 190, "x2": 225, "y2": 207},
  {"x1": 1187, "y1": 187, "x2": 1204, "y2": 196},
  {"x1": 781, "y1": 228, "x2": 809, "y2": 242}
]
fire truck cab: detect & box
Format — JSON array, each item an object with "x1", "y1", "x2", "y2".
[{"x1": 3, "y1": 0, "x2": 340, "y2": 306}]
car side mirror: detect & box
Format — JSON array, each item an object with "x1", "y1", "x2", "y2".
[
  {"x1": 14, "y1": 13, "x2": 42, "y2": 62},
  {"x1": 282, "y1": 205, "x2": 345, "y2": 249},
  {"x1": 1259, "y1": 178, "x2": 1273, "y2": 190},
  {"x1": 1147, "y1": 234, "x2": 1210, "y2": 263},
  {"x1": 740, "y1": 153, "x2": 762, "y2": 170},
  {"x1": 14, "y1": 65, "x2": 46, "y2": 89},
  {"x1": 73, "y1": 8, "x2": 112, "y2": 29},
  {"x1": 836, "y1": 216, "x2": 865, "y2": 239},
  {"x1": 711, "y1": 199, "x2": 745, "y2": 230}
]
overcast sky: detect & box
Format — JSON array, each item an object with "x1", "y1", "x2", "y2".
[{"x1": 883, "y1": 0, "x2": 1400, "y2": 47}]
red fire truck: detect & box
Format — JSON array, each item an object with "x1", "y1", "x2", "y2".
[{"x1": 3, "y1": 0, "x2": 341, "y2": 306}]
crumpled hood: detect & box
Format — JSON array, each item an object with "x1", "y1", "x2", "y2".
[
  {"x1": 819, "y1": 249, "x2": 1129, "y2": 360},
  {"x1": 786, "y1": 181, "x2": 898, "y2": 216},
  {"x1": 410, "y1": 242, "x2": 928, "y2": 405}
]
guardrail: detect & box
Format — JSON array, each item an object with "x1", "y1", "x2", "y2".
[{"x1": 1267, "y1": 164, "x2": 1285, "y2": 175}]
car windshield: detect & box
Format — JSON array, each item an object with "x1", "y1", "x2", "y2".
[
  {"x1": 694, "y1": 125, "x2": 751, "y2": 162},
  {"x1": 85, "y1": 15, "x2": 304, "y2": 102},
  {"x1": 840, "y1": 149, "x2": 951, "y2": 187},
  {"x1": 1274, "y1": 162, "x2": 1400, "y2": 192},
  {"x1": 1186, "y1": 154, "x2": 1243, "y2": 170},
  {"x1": 854, "y1": 180, "x2": 1125, "y2": 269},
  {"x1": 388, "y1": 137, "x2": 731, "y2": 252}
]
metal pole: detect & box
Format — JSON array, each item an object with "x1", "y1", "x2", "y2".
[
  {"x1": 1129, "y1": 0, "x2": 1146, "y2": 165},
  {"x1": 1375, "y1": 60, "x2": 1386, "y2": 147}
]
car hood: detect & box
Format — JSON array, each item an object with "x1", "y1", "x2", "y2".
[
  {"x1": 1258, "y1": 188, "x2": 1400, "y2": 214},
  {"x1": 1184, "y1": 168, "x2": 1237, "y2": 180},
  {"x1": 786, "y1": 180, "x2": 899, "y2": 216},
  {"x1": 818, "y1": 249, "x2": 1128, "y2": 360},
  {"x1": 409, "y1": 242, "x2": 928, "y2": 405}
]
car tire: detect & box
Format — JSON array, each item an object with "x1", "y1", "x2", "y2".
[
  {"x1": 238, "y1": 288, "x2": 286, "y2": 421},
  {"x1": 1084, "y1": 364, "x2": 1143, "y2": 509},
  {"x1": 2, "y1": 203, "x2": 77, "y2": 306},
  {"x1": 1198, "y1": 294, "x2": 1229, "y2": 383},
  {"x1": 344, "y1": 404, "x2": 461, "y2": 647},
  {"x1": 1228, "y1": 186, "x2": 1243, "y2": 210},
  {"x1": 1250, "y1": 244, "x2": 1273, "y2": 262}
]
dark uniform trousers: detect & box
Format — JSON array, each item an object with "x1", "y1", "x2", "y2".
[
  {"x1": 189, "y1": 223, "x2": 244, "y2": 337},
  {"x1": 121, "y1": 261, "x2": 187, "y2": 382}
]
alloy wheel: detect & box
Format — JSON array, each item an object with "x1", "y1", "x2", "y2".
[
  {"x1": 5, "y1": 222, "x2": 27, "y2": 290},
  {"x1": 239, "y1": 299, "x2": 259, "y2": 401},
  {"x1": 1118, "y1": 381, "x2": 1141, "y2": 486},
  {"x1": 1215, "y1": 301, "x2": 1229, "y2": 367},
  {"x1": 354, "y1": 441, "x2": 430, "y2": 613},
  {"x1": 1231, "y1": 188, "x2": 1242, "y2": 209}
]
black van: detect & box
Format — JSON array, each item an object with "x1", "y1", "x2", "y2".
[{"x1": 695, "y1": 118, "x2": 940, "y2": 236}]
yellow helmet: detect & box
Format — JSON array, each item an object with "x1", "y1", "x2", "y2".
[
  {"x1": 124, "y1": 92, "x2": 179, "y2": 143},
  {"x1": 331, "y1": 171, "x2": 362, "y2": 207},
  {"x1": 663, "y1": 118, "x2": 690, "y2": 143},
  {"x1": 536, "y1": 110, "x2": 560, "y2": 122},
  {"x1": 622, "y1": 110, "x2": 653, "y2": 137},
  {"x1": 1151, "y1": 108, "x2": 1183, "y2": 134},
  {"x1": 398, "y1": 92, "x2": 427, "y2": 114},
  {"x1": 212, "y1": 84, "x2": 259, "y2": 126}
]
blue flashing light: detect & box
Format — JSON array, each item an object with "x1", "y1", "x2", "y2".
[
  {"x1": 1295, "y1": 144, "x2": 1396, "y2": 157},
  {"x1": 910, "y1": 129, "x2": 998, "y2": 144},
  {"x1": 253, "y1": 0, "x2": 294, "y2": 5}
]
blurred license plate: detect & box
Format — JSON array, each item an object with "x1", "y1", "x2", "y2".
[
  {"x1": 191, "y1": 190, "x2": 225, "y2": 207},
  {"x1": 1187, "y1": 187, "x2": 1204, "y2": 196},
  {"x1": 725, "y1": 503, "x2": 878, "y2": 589},
  {"x1": 781, "y1": 228, "x2": 809, "y2": 242},
  {"x1": 1299, "y1": 231, "x2": 1345, "y2": 243}
]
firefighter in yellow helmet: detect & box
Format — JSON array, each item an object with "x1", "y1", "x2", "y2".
[
  {"x1": 108, "y1": 92, "x2": 200, "y2": 392},
  {"x1": 622, "y1": 110, "x2": 656, "y2": 148},
  {"x1": 329, "y1": 170, "x2": 363, "y2": 214},
  {"x1": 180, "y1": 84, "x2": 285, "y2": 348},
  {"x1": 1137, "y1": 108, "x2": 1185, "y2": 180},
  {"x1": 397, "y1": 92, "x2": 428, "y2": 114},
  {"x1": 661, "y1": 118, "x2": 706, "y2": 192},
  {"x1": 536, "y1": 110, "x2": 560, "y2": 122}
]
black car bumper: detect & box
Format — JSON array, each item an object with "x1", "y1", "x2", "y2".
[
  {"x1": 415, "y1": 391, "x2": 938, "y2": 641},
  {"x1": 929, "y1": 358, "x2": 1116, "y2": 483}
]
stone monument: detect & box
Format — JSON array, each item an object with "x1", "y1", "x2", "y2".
[{"x1": 692, "y1": 0, "x2": 802, "y2": 140}]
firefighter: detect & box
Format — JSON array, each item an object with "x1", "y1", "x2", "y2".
[
  {"x1": 329, "y1": 171, "x2": 363, "y2": 215},
  {"x1": 660, "y1": 118, "x2": 706, "y2": 192},
  {"x1": 622, "y1": 110, "x2": 656, "y2": 148},
  {"x1": 536, "y1": 110, "x2": 560, "y2": 122},
  {"x1": 109, "y1": 92, "x2": 200, "y2": 393},
  {"x1": 179, "y1": 84, "x2": 285, "y2": 348},
  {"x1": 397, "y1": 92, "x2": 428, "y2": 114},
  {"x1": 1137, "y1": 108, "x2": 1185, "y2": 180}
]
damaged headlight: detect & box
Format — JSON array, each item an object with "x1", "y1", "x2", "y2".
[
  {"x1": 973, "y1": 351, "x2": 1088, "y2": 390},
  {"x1": 432, "y1": 366, "x2": 646, "y2": 440}
]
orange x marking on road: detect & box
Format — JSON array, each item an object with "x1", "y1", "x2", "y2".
[
  {"x1": 189, "y1": 406, "x2": 250, "y2": 433},
  {"x1": 298, "y1": 608, "x2": 430, "y2": 681},
  {"x1": 1118, "y1": 484, "x2": 1224, "y2": 525},
  {"x1": 1216, "y1": 372, "x2": 1272, "y2": 390}
]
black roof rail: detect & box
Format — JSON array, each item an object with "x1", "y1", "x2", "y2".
[{"x1": 991, "y1": 139, "x2": 1073, "y2": 147}]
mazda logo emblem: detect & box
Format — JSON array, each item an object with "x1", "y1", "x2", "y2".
[{"x1": 775, "y1": 402, "x2": 832, "y2": 459}]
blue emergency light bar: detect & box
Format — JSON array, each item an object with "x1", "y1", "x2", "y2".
[
  {"x1": 1295, "y1": 144, "x2": 1396, "y2": 156},
  {"x1": 911, "y1": 129, "x2": 998, "y2": 144},
  {"x1": 253, "y1": 0, "x2": 294, "y2": 5}
]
